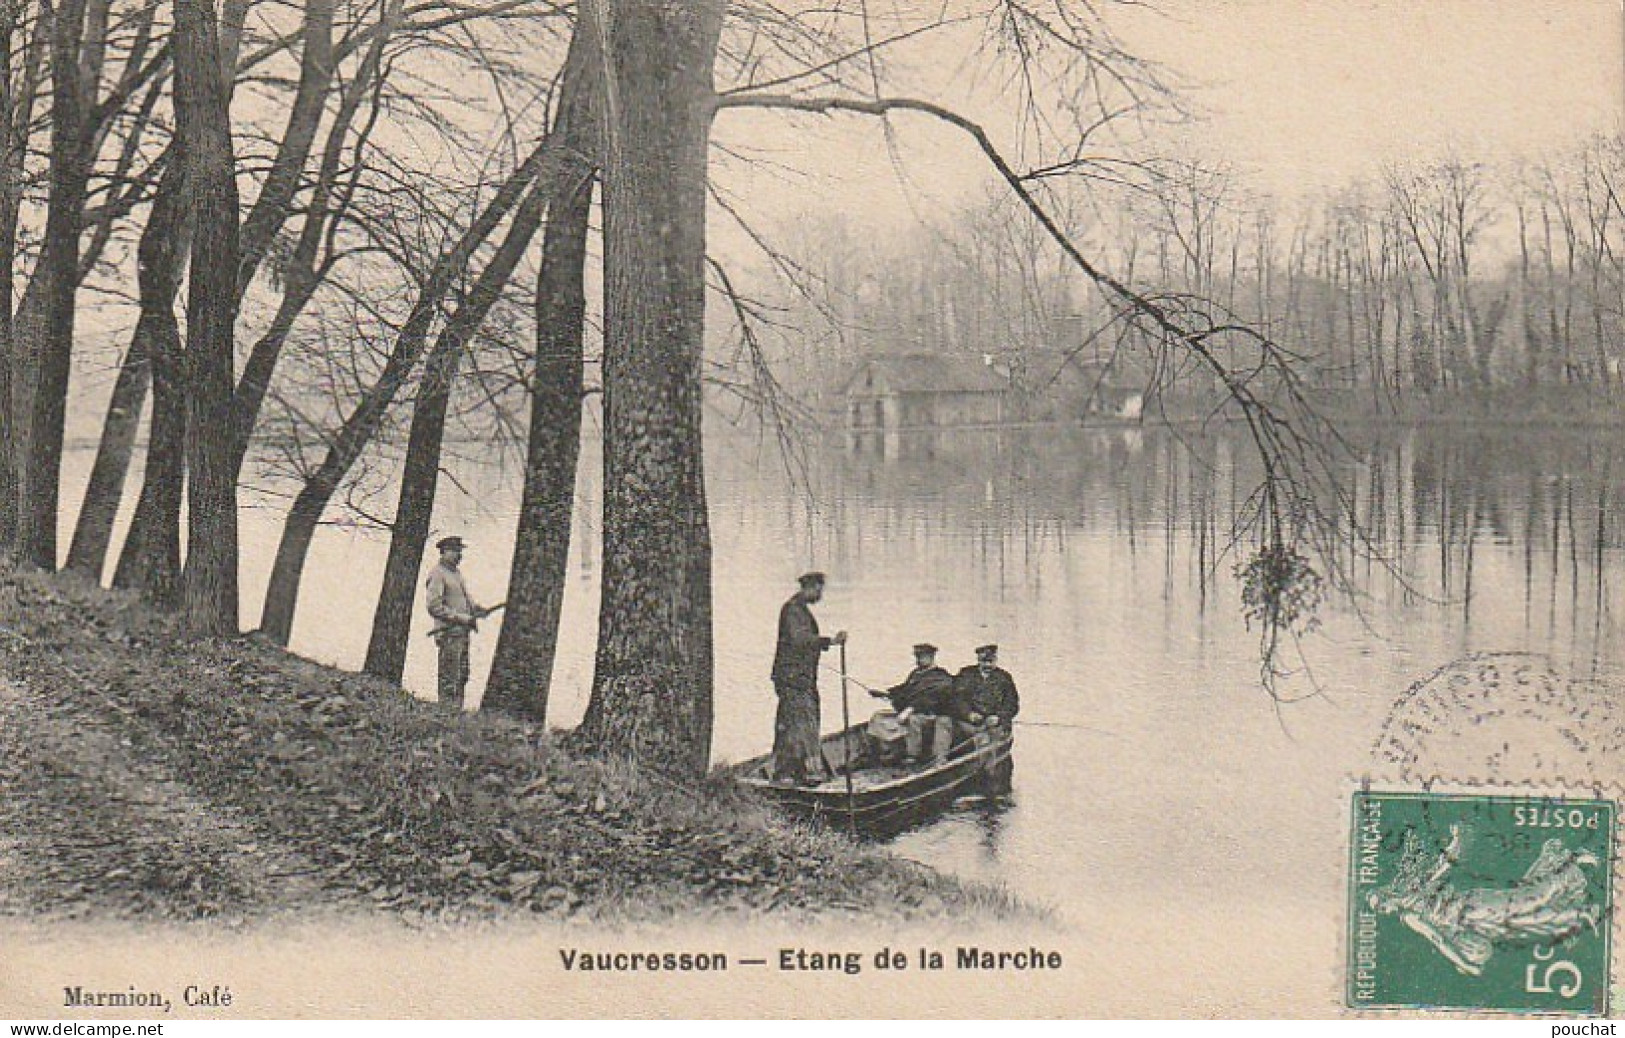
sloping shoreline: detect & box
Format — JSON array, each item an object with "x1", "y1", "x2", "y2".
[{"x1": 0, "y1": 568, "x2": 1036, "y2": 929}]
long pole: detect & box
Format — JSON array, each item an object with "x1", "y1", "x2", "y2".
[{"x1": 839, "y1": 639, "x2": 856, "y2": 834}]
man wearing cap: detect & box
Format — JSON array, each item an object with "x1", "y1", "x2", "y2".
[
  {"x1": 770, "y1": 572, "x2": 846, "y2": 785},
  {"x1": 426, "y1": 536, "x2": 494, "y2": 711},
  {"x1": 871, "y1": 643, "x2": 954, "y2": 764},
  {"x1": 950, "y1": 643, "x2": 1020, "y2": 793}
]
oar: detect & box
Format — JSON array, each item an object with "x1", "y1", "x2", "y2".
[{"x1": 839, "y1": 639, "x2": 857, "y2": 836}]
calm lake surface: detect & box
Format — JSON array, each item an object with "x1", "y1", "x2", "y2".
[{"x1": 61, "y1": 420, "x2": 1625, "y2": 1005}]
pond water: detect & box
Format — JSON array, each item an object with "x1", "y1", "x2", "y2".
[{"x1": 60, "y1": 420, "x2": 1625, "y2": 1008}]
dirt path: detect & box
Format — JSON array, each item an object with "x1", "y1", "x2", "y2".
[{"x1": 0, "y1": 670, "x2": 352, "y2": 926}]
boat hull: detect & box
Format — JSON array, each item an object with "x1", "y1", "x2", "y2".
[{"x1": 735, "y1": 722, "x2": 1014, "y2": 837}]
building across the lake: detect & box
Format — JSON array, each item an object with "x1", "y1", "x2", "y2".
[
  {"x1": 840, "y1": 351, "x2": 1142, "y2": 433},
  {"x1": 1020, "y1": 353, "x2": 1144, "y2": 421},
  {"x1": 841, "y1": 353, "x2": 1012, "y2": 432}
]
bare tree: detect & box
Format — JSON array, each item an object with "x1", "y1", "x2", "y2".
[{"x1": 481, "y1": 20, "x2": 599, "y2": 719}]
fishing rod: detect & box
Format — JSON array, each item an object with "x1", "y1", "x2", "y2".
[
  {"x1": 820, "y1": 662, "x2": 1118, "y2": 737},
  {"x1": 1010, "y1": 720, "x2": 1119, "y2": 736}
]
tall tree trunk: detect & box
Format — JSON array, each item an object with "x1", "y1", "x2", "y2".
[
  {"x1": 0, "y1": 0, "x2": 17, "y2": 553},
  {"x1": 359, "y1": 330, "x2": 463, "y2": 687},
  {"x1": 0, "y1": 0, "x2": 22, "y2": 552},
  {"x1": 576, "y1": 0, "x2": 722, "y2": 779},
  {"x1": 66, "y1": 163, "x2": 188, "y2": 579},
  {"x1": 172, "y1": 0, "x2": 241, "y2": 635},
  {"x1": 110, "y1": 309, "x2": 185, "y2": 607},
  {"x1": 480, "y1": 185, "x2": 591, "y2": 719},
  {"x1": 0, "y1": 5, "x2": 52, "y2": 554},
  {"x1": 257, "y1": 130, "x2": 570, "y2": 646},
  {"x1": 111, "y1": 171, "x2": 194, "y2": 605},
  {"x1": 362, "y1": 171, "x2": 559, "y2": 684},
  {"x1": 18, "y1": 0, "x2": 91, "y2": 570},
  {"x1": 63, "y1": 317, "x2": 149, "y2": 580},
  {"x1": 483, "y1": 28, "x2": 599, "y2": 719}
]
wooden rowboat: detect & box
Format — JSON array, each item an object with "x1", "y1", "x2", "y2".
[{"x1": 734, "y1": 722, "x2": 1014, "y2": 837}]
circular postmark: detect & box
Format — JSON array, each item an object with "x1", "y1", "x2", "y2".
[{"x1": 1370, "y1": 652, "x2": 1625, "y2": 787}]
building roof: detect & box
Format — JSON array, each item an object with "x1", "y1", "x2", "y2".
[{"x1": 843, "y1": 353, "x2": 1009, "y2": 396}]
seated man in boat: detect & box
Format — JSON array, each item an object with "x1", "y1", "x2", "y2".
[
  {"x1": 869, "y1": 643, "x2": 955, "y2": 765},
  {"x1": 950, "y1": 643, "x2": 1020, "y2": 794}
]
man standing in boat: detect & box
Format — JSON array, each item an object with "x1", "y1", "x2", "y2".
[
  {"x1": 872, "y1": 642, "x2": 955, "y2": 764},
  {"x1": 425, "y1": 536, "x2": 497, "y2": 712},
  {"x1": 770, "y1": 572, "x2": 846, "y2": 785},
  {"x1": 951, "y1": 643, "x2": 1020, "y2": 794}
]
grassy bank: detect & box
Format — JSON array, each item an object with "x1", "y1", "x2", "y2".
[{"x1": 0, "y1": 568, "x2": 1035, "y2": 927}]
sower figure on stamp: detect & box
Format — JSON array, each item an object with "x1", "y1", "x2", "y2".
[
  {"x1": 770, "y1": 571, "x2": 846, "y2": 786},
  {"x1": 870, "y1": 642, "x2": 954, "y2": 765},
  {"x1": 951, "y1": 643, "x2": 1020, "y2": 795},
  {"x1": 425, "y1": 536, "x2": 497, "y2": 712}
]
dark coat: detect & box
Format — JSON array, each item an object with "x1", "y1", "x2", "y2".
[
  {"x1": 771, "y1": 595, "x2": 830, "y2": 689},
  {"x1": 950, "y1": 665, "x2": 1020, "y2": 722},
  {"x1": 886, "y1": 665, "x2": 953, "y2": 714}
]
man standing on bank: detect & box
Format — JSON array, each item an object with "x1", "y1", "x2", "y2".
[
  {"x1": 425, "y1": 536, "x2": 496, "y2": 712},
  {"x1": 951, "y1": 643, "x2": 1020, "y2": 794},
  {"x1": 770, "y1": 571, "x2": 846, "y2": 785}
]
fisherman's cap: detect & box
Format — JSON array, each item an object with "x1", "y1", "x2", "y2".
[
  {"x1": 436, "y1": 536, "x2": 466, "y2": 552},
  {"x1": 797, "y1": 571, "x2": 826, "y2": 588},
  {"x1": 912, "y1": 643, "x2": 938, "y2": 655},
  {"x1": 974, "y1": 643, "x2": 999, "y2": 658}
]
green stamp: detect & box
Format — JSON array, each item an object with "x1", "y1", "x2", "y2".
[{"x1": 1348, "y1": 790, "x2": 1615, "y2": 1013}]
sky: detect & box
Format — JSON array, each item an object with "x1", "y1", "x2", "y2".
[
  {"x1": 1123, "y1": 0, "x2": 1623, "y2": 199},
  {"x1": 714, "y1": 0, "x2": 1625, "y2": 239}
]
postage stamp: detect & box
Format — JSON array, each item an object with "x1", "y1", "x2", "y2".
[{"x1": 1347, "y1": 789, "x2": 1615, "y2": 1014}]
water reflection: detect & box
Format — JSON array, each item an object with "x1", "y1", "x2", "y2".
[
  {"x1": 824, "y1": 423, "x2": 1624, "y2": 680},
  {"x1": 58, "y1": 422, "x2": 1625, "y2": 929},
  {"x1": 736, "y1": 423, "x2": 1625, "y2": 907}
]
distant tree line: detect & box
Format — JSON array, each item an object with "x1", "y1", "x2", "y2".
[{"x1": 777, "y1": 140, "x2": 1625, "y2": 415}]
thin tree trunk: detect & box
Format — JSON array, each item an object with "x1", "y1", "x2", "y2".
[
  {"x1": 359, "y1": 334, "x2": 462, "y2": 686},
  {"x1": 111, "y1": 166, "x2": 194, "y2": 605},
  {"x1": 64, "y1": 323, "x2": 148, "y2": 578},
  {"x1": 482, "y1": 180, "x2": 594, "y2": 718},
  {"x1": 362, "y1": 170, "x2": 560, "y2": 684},
  {"x1": 18, "y1": 0, "x2": 91, "y2": 570},
  {"x1": 257, "y1": 129, "x2": 570, "y2": 646},
  {"x1": 111, "y1": 296, "x2": 186, "y2": 607},
  {"x1": 1, "y1": 7, "x2": 52, "y2": 547},
  {"x1": 0, "y1": 0, "x2": 22, "y2": 551},
  {"x1": 576, "y1": 0, "x2": 722, "y2": 778},
  {"x1": 66, "y1": 163, "x2": 189, "y2": 578},
  {"x1": 477, "y1": 26, "x2": 599, "y2": 718},
  {"x1": 172, "y1": 0, "x2": 241, "y2": 635}
]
